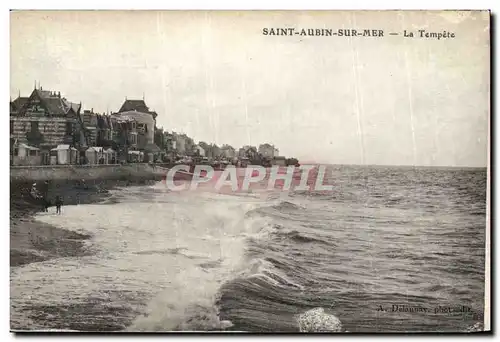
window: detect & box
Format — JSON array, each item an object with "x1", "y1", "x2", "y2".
[
  {"x1": 29, "y1": 149, "x2": 37, "y2": 156},
  {"x1": 29, "y1": 104, "x2": 45, "y2": 114},
  {"x1": 66, "y1": 122, "x2": 73, "y2": 135},
  {"x1": 31, "y1": 121, "x2": 39, "y2": 132},
  {"x1": 10, "y1": 121, "x2": 13, "y2": 134},
  {"x1": 13, "y1": 148, "x2": 18, "y2": 156}
]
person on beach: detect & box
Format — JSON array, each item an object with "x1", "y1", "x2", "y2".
[
  {"x1": 55, "y1": 196, "x2": 63, "y2": 214},
  {"x1": 30, "y1": 183, "x2": 39, "y2": 199},
  {"x1": 41, "y1": 180, "x2": 50, "y2": 212},
  {"x1": 43, "y1": 198, "x2": 50, "y2": 212}
]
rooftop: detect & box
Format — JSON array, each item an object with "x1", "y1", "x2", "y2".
[
  {"x1": 10, "y1": 96, "x2": 29, "y2": 113},
  {"x1": 118, "y1": 99, "x2": 157, "y2": 119},
  {"x1": 17, "y1": 88, "x2": 82, "y2": 116}
]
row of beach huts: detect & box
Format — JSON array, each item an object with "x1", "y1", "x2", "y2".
[{"x1": 11, "y1": 143, "x2": 124, "y2": 166}]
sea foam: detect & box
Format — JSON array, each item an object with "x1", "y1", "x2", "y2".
[{"x1": 296, "y1": 307, "x2": 343, "y2": 332}]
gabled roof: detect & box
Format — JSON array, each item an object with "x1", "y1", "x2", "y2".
[
  {"x1": 61, "y1": 98, "x2": 81, "y2": 113},
  {"x1": 10, "y1": 97, "x2": 29, "y2": 113},
  {"x1": 20, "y1": 89, "x2": 81, "y2": 116},
  {"x1": 42, "y1": 97, "x2": 67, "y2": 115},
  {"x1": 34, "y1": 89, "x2": 67, "y2": 115},
  {"x1": 81, "y1": 111, "x2": 97, "y2": 126}
]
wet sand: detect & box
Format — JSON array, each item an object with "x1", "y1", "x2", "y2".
[{"x1": 10, "y1": 217, "x2": 92, "y2": 267}]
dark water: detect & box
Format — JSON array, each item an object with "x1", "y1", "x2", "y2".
[
  {"x1": 218, "y1": 166, "x2": 487, "y2": 332},
  {"x1": 11, "y1": 165, "x2": 486, "y2": 332}
]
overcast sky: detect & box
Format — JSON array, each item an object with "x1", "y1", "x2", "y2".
[{"x1": 10, "y1": 11, "x2": 489, "y2": 166}]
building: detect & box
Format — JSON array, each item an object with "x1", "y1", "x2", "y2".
[
  {"x1": 111, "y1": 98, "x2": 163, "y2": 161},
  {"x1": 239, "y1": 145, "x2": 258, "y2": 159},
  {"x1": 194, "y1": 144, "x2": 206, "y2": 157},
  {"x1": 171, "y1": 132, "x2": 195, "y2": 156},
  {"x1": 259, "y1": 143, "x2": 278, "y2": 158},
  {"x1": 96, "y1": 114, "x2": 113, "y2": 146},
  {"x1": 111, "y1": 115, "x2": 151, "y2": 151},
  {"x1": 111, "y1": 116, "x2": 139, "y2": 162},
  {"x1": 81, "y1": 109, "x2": 99, "y2": 146},
  {"x1": 220, "y1": 144, "x2": 236, "y2": 159},
  {"x1": 109, "y1": 116, "x2": 119, "y2": 142},
  {"x1": 184, "y1": 136, "x2": 195, "y2": 155},
  {"x1": 162, "y1": 131, "x2": 176, "y2": 161},
  {"x1": 10, "y1": 87, "x2": 87, "y2": 164},
  {"x1": 114, "y1": 116, "x2": 138, "y2": 148},
  {"x1": 154, "y1": 127, "x2": 165, "y2": 151},
  {"x1": 163, "y1": 132, "x2": 174, "y2": 151},
  {"x1": 81, "y1": 109, "x2": 117, "y2": 148},
  {"x1": 206, "y1": 144, "x2": 221, "y2": 160},
  {"x1": 238, "y1": 148, "x2": 246, "y2": 158},
  {"x1": 114, "y1": 99, "x2": 157, "y2": 145},
  {"x1": 172, "y1": 132, "x2": 186, "y2": 155}
]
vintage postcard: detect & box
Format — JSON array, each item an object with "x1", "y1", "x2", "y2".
[{"x1": 9, "y1": 10, "x2": 490, "y2": 333}]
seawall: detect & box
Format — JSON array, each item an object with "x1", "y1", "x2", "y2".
[{"x1": 10, "y1": 164, "x2": 168, "y2": 183}]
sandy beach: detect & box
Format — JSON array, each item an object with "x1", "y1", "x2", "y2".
[{"x1": 10, "y1": 178, "x2": 157, "y2": 268}]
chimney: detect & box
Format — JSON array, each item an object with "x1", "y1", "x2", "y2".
[{"x1": 58, "y1": 91, "x2": 61, "y2": 98}]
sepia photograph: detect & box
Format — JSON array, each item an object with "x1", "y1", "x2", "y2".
[{"x1": 9, "y1": 10, "x2": 490, "y2": 333}]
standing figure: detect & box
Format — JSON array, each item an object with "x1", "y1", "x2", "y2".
[
  {"x1": 55, "y1": 196, "x2": 63, "y2": 214},
  {"x1": 43, "y1": 198, "x2": 50, "y2": 212},
  {"x1": 30, "y1": 183, "x2": 39, "y2": 199},
  {"x1": 39, "y1": 180, "x2": 50, "y2": 212}
]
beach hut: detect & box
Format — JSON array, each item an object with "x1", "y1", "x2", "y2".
[
  {"x1": 106, "y1": 148, "x2": 117, "y2": 164},
  {"x1": 12, "y1": 143, "x2": 42, "y2": 166},
  {"x1": 95, "y1": 147, "x2": 106, "y2": 164},
  {"x1": 86, "y1": 147, "x2": 112, "y2": 164},
  {"x1": 145, "y1": 143, "x2": 162, "y2": 162},
  {"x1": 128, "y1": 150, "x2": 144, "y2": 163},
  {"x1": 51, "y1": 145, "x2": 78, "y2": 165},
  {"x1": 85, "y1": 147, "x2": 99, "y2": 165}
]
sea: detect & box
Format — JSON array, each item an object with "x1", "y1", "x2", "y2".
[{"x1": 10, "y1": 165, "x2": 487, "y2": 332}]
